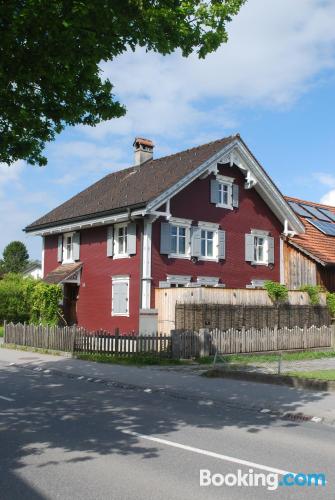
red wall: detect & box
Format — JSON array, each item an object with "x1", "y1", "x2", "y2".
[
  {"x1": 43, "y1": 223, "x2": 142, "y2": 333},
  {"x1": 151, "y1": 164, "x2": 283, "y2": 306}
]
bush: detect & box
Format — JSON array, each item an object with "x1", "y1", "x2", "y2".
[
  {"x1": 300, "y1": 285, "x2": 323, "y2": 305},
  {"x1": 264, "y1": 281, "x2": 288, "y2": 304},
  {"x1": 0, "y1": 274, "x2": 62, "y2": 325},
  {"x1": 326, "y1": 292, "x2": 335, "y2": 317}
]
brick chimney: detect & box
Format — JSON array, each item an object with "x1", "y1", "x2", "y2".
[{"x1": 133, "y1": 137, "x2": 154, "y2": 166}]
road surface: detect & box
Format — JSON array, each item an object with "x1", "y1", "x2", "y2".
[{"x1": 0, "y1": 351, "x2": 333, "y2": 499}]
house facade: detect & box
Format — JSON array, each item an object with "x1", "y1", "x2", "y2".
[{"x1": 25, "y1": 135, "x2": 307, "y2": 333}]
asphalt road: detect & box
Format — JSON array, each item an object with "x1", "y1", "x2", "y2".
[{"x1": 0, "y1": 357, "x2": 333, "y2": 500}]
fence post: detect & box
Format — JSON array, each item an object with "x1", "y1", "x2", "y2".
[
  {"x1": 331, "y1": 323, "x2": 335, "y2": 350},
  {"x1": 199, "y1": 328, "x2": 210, "y2": 358},
  {"x1": 23, "y1": 321, "x2": 27, "y2": 346},
  {"x1": 171, "y1": 330, "x2": 181, "y2": 359},
  {"x1": 3, "y1": 320, "x2": 7, "y2": 343}
]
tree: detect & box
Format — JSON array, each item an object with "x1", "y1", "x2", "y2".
[
  {"x1": 0, "y1": 0, "x2": 246, "y2": 166},
  {"x1": 1, "y1": 241, "x2": 29, "y2": 274}
]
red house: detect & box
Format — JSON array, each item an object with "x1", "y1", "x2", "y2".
[{"x1": 25, "y1": 135, "x2": 304, "y2": 333}]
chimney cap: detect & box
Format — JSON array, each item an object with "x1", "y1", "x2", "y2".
[{"x1": 133, "y1": 137, "x2": 154, "y2": 149}]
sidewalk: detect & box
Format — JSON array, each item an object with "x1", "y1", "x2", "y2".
[{"x1": 1, "y1": 347, "x2": 335, "y2": 424}]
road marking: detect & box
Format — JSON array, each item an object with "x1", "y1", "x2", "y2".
[
  {"x1": 122, "y1": 430, "x2": 296, "y2": 477},
  {"x1": 0, "y1": 395, "x2": 14, "y2": 402}
]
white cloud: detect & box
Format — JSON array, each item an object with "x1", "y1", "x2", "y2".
[
  {"x1": 321, "y1": 189, "x2": 335, "y2": 206},
  {"x1": 78, "y1": 0, "x2": 335, "y2": 146}
]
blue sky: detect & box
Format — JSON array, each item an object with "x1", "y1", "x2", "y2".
[{"x1": 1, "y1": 0, "x2": 335, "y2": 260}]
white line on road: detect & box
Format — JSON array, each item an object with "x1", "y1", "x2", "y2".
[
  {"x1": 122, "y1": 430, "x2": 296, "y2": 477},
  {"x1": 0, "y1": 395, "x2": 14, "y2": 402}
]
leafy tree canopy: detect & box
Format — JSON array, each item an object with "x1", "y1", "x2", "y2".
[
  {"x1": 1, "y1": 241, "x2": 29, "y2": 273},
  {"x1": 0, "y1": 0, "x2": 246, "y2": 166}
]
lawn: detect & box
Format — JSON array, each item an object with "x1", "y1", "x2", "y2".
[
  {"x1": 0, "y1": 326, "x2": 3, "y2": 338},
  {"x1": 288, "y1": 370, "x2": 335, "y2": 381},
  {"x1": 198, "y1": 350, "x2": 335, "y2": 365}
]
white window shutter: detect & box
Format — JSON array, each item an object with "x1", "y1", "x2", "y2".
[
  {"x1": 245, "y1": 234, "x2": 254, "y2": 261},
  {"x1": 112, "y1": 281, "x2": 128, "y2": 315},
  {"x1": 160, "y1": 222, "x2": 171, "y2": 254},
  {"x1": 57, "y1": 235, "x2": 63, "y2": 262},
  {"x1": 191, "y1": 226, "x2": 201, "y2": 257},
  {"x1": 210, "y1": 179, "x2": 220, "y2": 204},
  {"x1": 127, "y1": 223, "x2": 137, "y2": 255},
  {"x1": 72, "y1": 232, "x2": 80, "y2": 261},
  {"x1": 107, "y1": 226, "x2": 114, "y2": 257},
  {"x1": 232, "y1": 184, "x2": 239, "y2": 208},
  {"x1": 218, "y1": 230, "x2": 226, "y2": 259},
  {"x1": 268, "y1": 236, "x2": 275, "y2": 264}
]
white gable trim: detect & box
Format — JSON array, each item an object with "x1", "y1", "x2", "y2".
[{"x1": 143, "y1": 138, "x2": 304, "y2": 234}]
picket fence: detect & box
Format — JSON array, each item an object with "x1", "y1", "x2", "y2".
[
  {"x1": 3, "y1": 321, "x2": 334, "y2": 359},
  {"x1": 3, "y1": 322, "x2": 171, "y2": 357}
]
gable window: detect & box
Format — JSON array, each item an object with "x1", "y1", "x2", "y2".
[
  {"x1": 112, "y1": 276, "x2": 129, "y2": 316},
  {"x1": 245, "y1": 231, "x2": 274, "y2": 266},
  {"x1": 108, "y1": 222, "x2": 137, "y2": 259},
  {"x1": 201, "y1": 229, "x2": 214, "y2": 258},
  {"x1": 211, "y1": 175, "x2": 239, "y2": 209}
]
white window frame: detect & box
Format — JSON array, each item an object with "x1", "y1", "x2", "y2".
[
  {"x1": 111, "y1": 275, "x2": 130, "y2": 317},
  {"x1": 168, "y1": 217, "x2": 192, "y2": 260},
  {"x1": 251, "y1": 229, "x2": 270, "y2": 265},
  {"x1": 113, "y1": 222, "x2": 129, "y2": 259},
  {"x1": 198, "y1": 222, "x2": 219, "y2": 262},
  {"x1": 159, "y1": 275, "x2": 192, "y2": 288},
  {"x1": 216, "y1": 174, "x2": 234, "y2": 210},
  {"x1": 62, "y1": 232, "x2": 74, "y2": 263}
]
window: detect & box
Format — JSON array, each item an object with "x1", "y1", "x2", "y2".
[
  {"x1": 245, "y1": 231, "x2": 274, "y2": 266},
  {"x1": 112, "y1": 276, "x2": 129, "y2": 316},
  {"x1": 211, "y1": 175, "x2": 238, "y2": 209},
  {"x1": 254, "y1": 236, "x2": 267, "y2": 264},
  {"x1": 63, "y1": 232, "x2": 74, "y2": 263},
  {"x1": 160, "y1": 218, "x2": 192, "y2": 258},
  {"x1": 171, "y1": 225, "x2": 186, "y2": 255},
  {"x1": 159, "y1": 275, "x2": 191, "y2": 288},
  {"x1": 218, "y1": 182, "x2": 232, "y2": 207},
  {"x1": 201, "y1": 229, "x2": 214, "y2": 258},
  {"x1": 117, "y1": 224, "x2": 128, "y2": 255}
]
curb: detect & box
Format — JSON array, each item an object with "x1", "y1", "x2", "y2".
[{"x1": 203, "y1": 368, "x2": 335, "y2": 392}]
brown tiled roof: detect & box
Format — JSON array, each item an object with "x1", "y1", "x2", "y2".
[
  {"x1": 285, "y1": 196, "x2": 335, "y2": 265},
  {"x1": 25, "y1": 136, "x2": 236, "y2": 231},
  {"x1": 44, "y1": 262, "x2": 82, "y2": 284}
]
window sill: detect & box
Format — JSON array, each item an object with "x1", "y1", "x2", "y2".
[
  {"x1": 112, "y1": 313, "x2": 130, "y2": 317},
  {"x1": 168, "y1": 254, "x2": 191, "y2": 260},
  {"x1": 251, "y1": 261, "x2": 269, "y2": 266},
  {"x1": 62, "y1": 259, "x2": 75, "y2": 264},
  {"x1": 215, "y1": 203, "x2": 233, "y2": 210},
  {"x1": 198, "y1": 257, "x2": 219, "y2": 263},
  {"x1": 113, "y1": 254, "x2": 131, "y2": 260}
]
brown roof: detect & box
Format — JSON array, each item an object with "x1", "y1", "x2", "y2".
[
  {"x1": 44, "y1": 262, "x2": 82, "y2": 284},
  {"x1": 25, "y1": 136, "x2": 236, "y2": 231},
  {"x1": 285, "y1": 196, "x2": 335, "y2": 265}
]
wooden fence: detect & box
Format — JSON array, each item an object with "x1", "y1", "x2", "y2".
[
  {"x1": 172, "y1": 325, "x2": 335, "y2": 358},
  {"x1": 175, "y1": 303, "x2": 331, "y2": 331},
  {"x1": 155, "y1": 287, "x2": 328, "y2": 335},
  {"x1": 3, "y1": 322, "x2": 171, "y2": 357}
]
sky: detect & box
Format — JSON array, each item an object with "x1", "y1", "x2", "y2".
[{"x1": 1, "y1": 0, "x2": 335, "y2": 260}]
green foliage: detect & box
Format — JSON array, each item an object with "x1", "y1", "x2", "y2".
[
  {"x1": 1, "y1": 241, "x2": 29, "y2": 274},
  {"x1": 0, "y1": 274, "x2": 62, "y2": 325},
  {"x1": 326, "y1": 292, "x2": 335, "y2": 317},
  {"x1": 0, "y1": 0, "x2": 245, "y2": 166},
  {"x1": 264, "y1": 281, "x2": 289, "y2": 304},
  {"x1": 300, "y1": 285, "x2": 323, "y2": 305},
  {"x1": 76, "y1": 353, "x2": 183, "y2": 366},
  {"x1": 30, "y1": 281, "x2": 63, "y2": 325}
]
